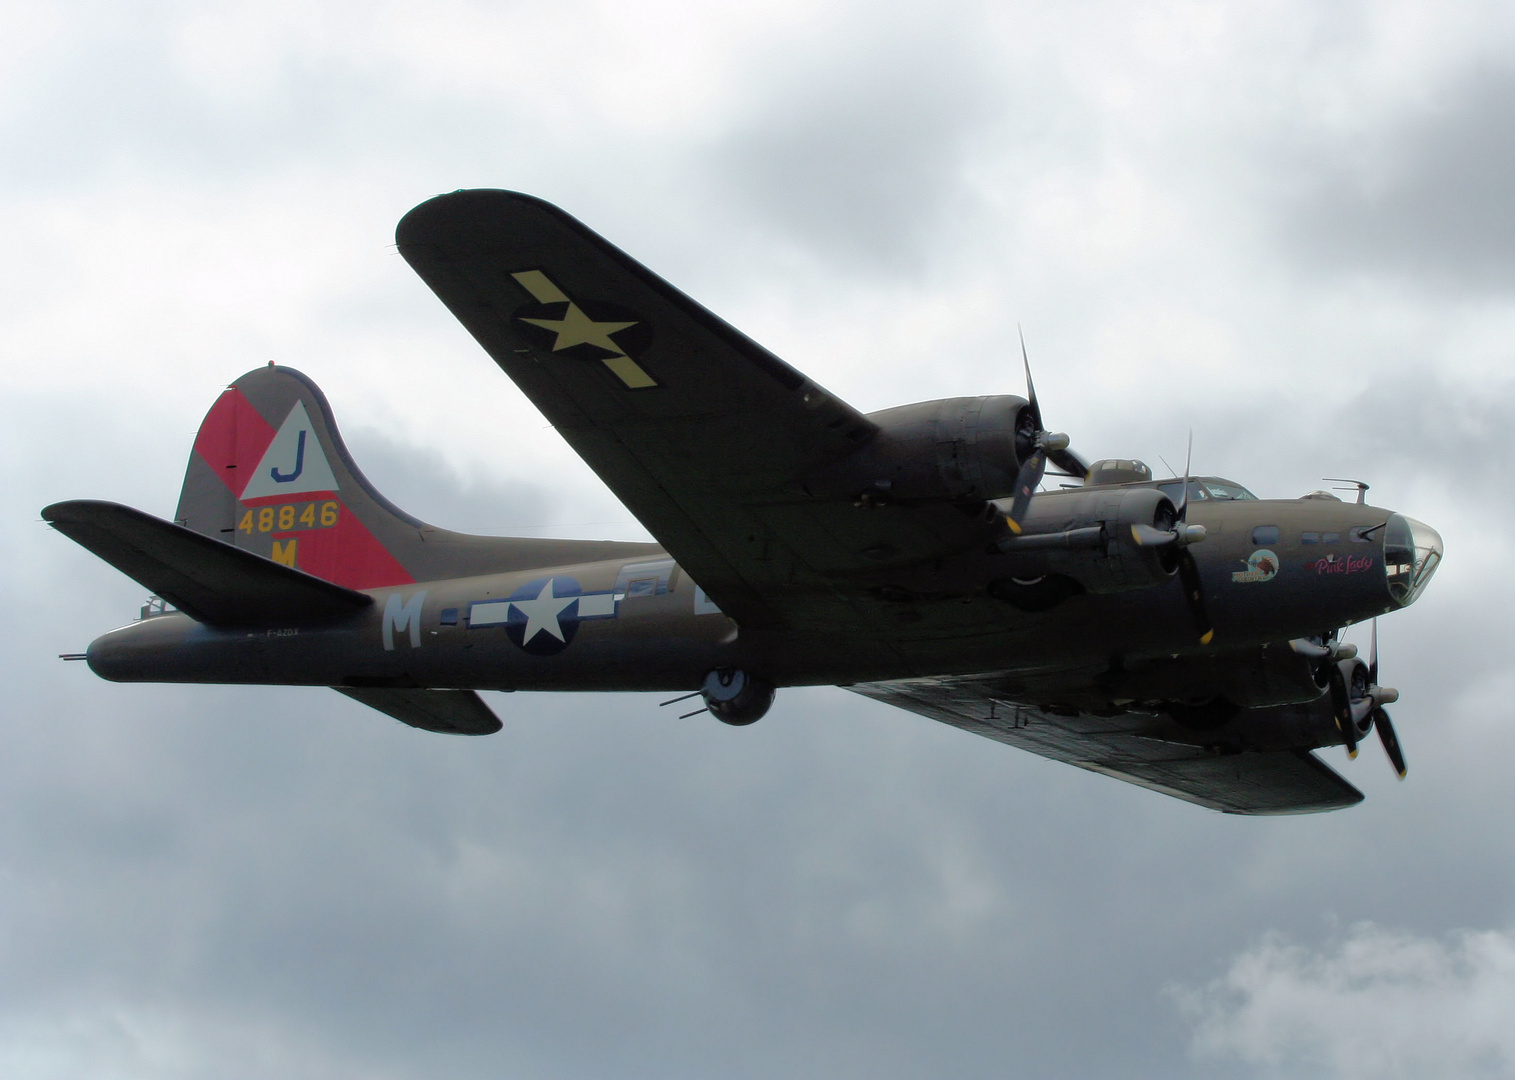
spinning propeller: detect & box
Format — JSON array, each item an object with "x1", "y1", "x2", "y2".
[
  {"x1": 1005, "y1": 331, "x2": 1089, "y2": 534},
  {"x1": 1325, "y1": 620, "x2": 1406, "y2": 777},
  {"x1": 1129, "y1": 435, "x2": 1214, "y2": 646}
]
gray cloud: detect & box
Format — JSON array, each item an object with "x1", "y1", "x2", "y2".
[
  {"x1": 1278, "y1": 64, "x2": 1515, "y2": 290},
  {"x1": 10, "y1": 3, "x2": 1515, "y2": 1078},
  {"x1": 342, "y1": 428, "x2": 560, "y2": 537},
  {"x1": 700, "y1": 7, "x2": 998, "y2": 274}
]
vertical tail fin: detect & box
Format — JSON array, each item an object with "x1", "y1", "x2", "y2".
[
  {"x1": 176, "y1": 364, "x2": 665, "y2": 589},
  {"x1": 176, "y1": 364, "x2": 421, "y2": 590}
]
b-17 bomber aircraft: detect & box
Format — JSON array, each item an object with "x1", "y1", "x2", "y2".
[{"x1": 45, "y1": 190, "x2": 1444, "y2": 815}]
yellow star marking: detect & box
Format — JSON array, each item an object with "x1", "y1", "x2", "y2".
[
  {"x1": 520, "y1": 304, "x2": 639, "y2": 354},
  {"x1": 511, "y1": 269, "x2": 659, "y2": 389}
]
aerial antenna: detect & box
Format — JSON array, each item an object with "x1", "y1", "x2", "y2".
[{"x1": 1323, "y1": 478, "x2": 1370, "y2": 505}]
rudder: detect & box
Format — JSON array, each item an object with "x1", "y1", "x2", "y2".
[{"x1": 176, "y1": 364, "x2": 666, "y2": 589}]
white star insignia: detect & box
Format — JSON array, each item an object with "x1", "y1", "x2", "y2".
[{"x1": 512, "y1": 579, "x2": 576, "y2": 644}]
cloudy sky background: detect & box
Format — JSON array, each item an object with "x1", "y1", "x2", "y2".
[{"x1": 5, "y1": 1, "x2": 1515, "y2": 1076}]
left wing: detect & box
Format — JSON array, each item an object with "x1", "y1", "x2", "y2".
[
  {"x1": 397, "y1": 190, "x2": 994, "y2": 634},
  {"x1": 849, "y1": 677, "x2": 1363, "y2": 814}
]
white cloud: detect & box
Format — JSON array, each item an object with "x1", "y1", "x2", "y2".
[{"x1": 1178, "y1": 923, "x2": 1515, "y2": 1079}]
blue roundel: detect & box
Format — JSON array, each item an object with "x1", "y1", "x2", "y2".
[{"x1": 504, "y1": 577, "x2": 583, "y2": 656}]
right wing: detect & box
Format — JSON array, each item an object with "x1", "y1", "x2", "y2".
[
  {"x1": 398, "y1": 190, "x2": 996, "y2": 633},
  {"x1": 850, "y1": 676, "x2": 1363, "y2": 815}
]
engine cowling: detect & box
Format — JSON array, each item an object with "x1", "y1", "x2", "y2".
[
  {"x1": 802, "y1": 396, "x2": 1032, "y2": 504},
  {"x1": 996, "y1": 486, "x2": 1181, "y2": 595}
]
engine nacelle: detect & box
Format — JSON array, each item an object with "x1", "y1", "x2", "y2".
[
  {"x1": 802, "y1": 396, "x2": 1031, "y2": 504},
  {"x1": 996, "y1": 486, "x2": 1181, "y2": 595}
]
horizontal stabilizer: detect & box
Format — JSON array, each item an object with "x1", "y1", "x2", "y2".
[
  {"x1": 334, "y1": 686, "x2": 503, "y2": 736},
  {"x1": 42, "y1": 500, "x2": 373, "y2": 627}
]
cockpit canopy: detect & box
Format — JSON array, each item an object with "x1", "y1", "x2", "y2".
[
  {"x1": 1154, "y1": 477, "x2": 1258, "y2": 503},
  {"x1": 1083, "y1": 459, "x2": 1258, "y2": 501}
]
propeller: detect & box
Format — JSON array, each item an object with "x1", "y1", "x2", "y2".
[
  {"x1": 1129, "y1": 434, "x2": 1214, "y2": 645},
  {"x1": 1326, "y1": 654, "x2": 1359, "y2": 759},
  {"x1": 1005, "y1": 330, "x2": 1088, "y2": 534},
  {"x1": 1326, "y1": 620, "x2": 1407, "y2": 776},
  {"x1": 1367, "y1": 620, "x2": 1408, "y2": 779}
]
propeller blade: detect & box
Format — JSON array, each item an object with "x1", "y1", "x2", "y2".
[
  {"x1": 1369, "y1": 618, "x2": 1379, "y2": 685},
  {"x1": 1373, "y1": 707, "x2": 1407, "y2": 779},
  {"x1": 1176, "y1": 431, "x2": 1194, "y2": 521},
  {"x1": 1019, "y1": 326, "x2": 1042, "y2": 431},
  {"x1": 1176, "y1": 549, "x2": 1214, "y2": 645},
  {"x1": 1005, "y1": 447, "x2": 1047, "y2": 534},
  {"x1": 1009, "y1": 332, "x2": 1090, "y2": 510},
  {"x1": 1130, "y1": 523, "x2": 1177, "y2": 547},
  {"x1": 1327, "y1": 661, "x2": 1358, "y2": 758},
  {"x1": 1049, "y1": 446, "x2": 1090, "y2": 480}
]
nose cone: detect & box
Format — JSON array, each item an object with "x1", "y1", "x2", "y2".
[{"x1": 1384, "y1": 514, "x2": 1443, "y2": 607}]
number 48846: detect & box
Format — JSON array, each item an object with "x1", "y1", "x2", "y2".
[{"x1": 238, "y1": 500, "x2": 339, "y2": 534}]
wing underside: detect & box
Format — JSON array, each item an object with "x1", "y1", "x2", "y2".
[
  {"x1": 397, "y1": 190, "x2": 994, "y2": 634},
  {"x1": 849, "y1": 677, "x2": 1363, "y2": 815}
]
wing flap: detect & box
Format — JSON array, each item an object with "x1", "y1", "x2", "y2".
[
  {"x1": 851, "y1": 678, "x2": 1363, "y2": 815},
  {"x1": 334, "y1": 686, "x2": 502, "y2": 736},
  {"x1": 43, "y1": 500, "x2": 373, "y2": 627}
]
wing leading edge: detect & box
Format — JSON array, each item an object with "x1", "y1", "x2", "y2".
[{"x1": 849, "y1": 677, "x2": 1363, "y2": 815}]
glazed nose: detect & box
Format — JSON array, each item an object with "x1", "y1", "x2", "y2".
[{"x1": 1383, "y1": 514, "x2": 1443, "y2": 607}]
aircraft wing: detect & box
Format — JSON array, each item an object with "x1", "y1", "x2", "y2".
[
  {"x1": 849, "y1": 677, "x2": 1364, "y2": 815},
  {"x1": 397, "y1": 190, "x2": 991, "y2": 632}
]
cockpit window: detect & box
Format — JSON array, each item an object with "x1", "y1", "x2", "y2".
[
  {"x1": 1200, "y1": 480, "x2": 1257, "y2": 501},
  {"x1": 1156, "y1": 481, "x2": 1207, "y2": 502},
  {"x1": 1155, "y1": 478, "x2": 1258, "y2": 502}
]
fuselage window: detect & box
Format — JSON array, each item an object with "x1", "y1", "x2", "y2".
[
  {"x1": 1301, "y1": 531, "x2": 1319, "y2": 544},
  {"x1": 1252, "y1": 525, "x2": 1279, "y2": 545},
  {"x1": 439, "y1": 607, "x2": 459, "y2": 626},
  {"x1": 624, "y1": 577, "x2": 659, "y2": 598},
  {"x1": 1321, "y1": 532, "x2": 1340, "y2": 544}
]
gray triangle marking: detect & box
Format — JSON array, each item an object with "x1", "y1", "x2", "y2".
[{"x1": 240, "y1": 400, "x2": 340, "y2": 500}]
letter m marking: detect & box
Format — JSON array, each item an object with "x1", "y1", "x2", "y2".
[
  {"x1": 383, "y1": 590, "x2": 427, "y2": 651},
  {"x1": 271, "y1": 539, "x2": 297, "y2": 568}
]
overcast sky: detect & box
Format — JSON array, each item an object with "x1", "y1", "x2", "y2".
[{"x1": 6, "y1": 2, "x2": 1515, "y2": 1077}]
